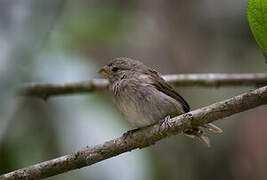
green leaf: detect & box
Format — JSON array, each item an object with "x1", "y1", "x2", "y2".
[{"x1": 247, "y1": 0, "x2": 267, "y2": 60}]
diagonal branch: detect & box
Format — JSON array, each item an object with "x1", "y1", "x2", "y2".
[
  {"x1": 2, "y1": 86, "x2": 267, "y2": 180},
  {"x1": 19, "y1": 73, "x2": 267, "y2": 99}
]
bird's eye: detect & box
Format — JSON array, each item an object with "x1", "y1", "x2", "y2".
[{"x1": 112, "y1": 67, "x2": 119, "y2": 72}]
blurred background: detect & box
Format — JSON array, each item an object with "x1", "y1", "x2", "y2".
[{"x1": 0, "y1": 0, "x2": 267, "y2": 180}]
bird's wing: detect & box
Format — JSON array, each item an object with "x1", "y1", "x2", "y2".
[{"x1": 145, "y1": 69, "x2": 190, "y2": 113}]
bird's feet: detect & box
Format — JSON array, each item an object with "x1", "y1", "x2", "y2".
[
  {"x1": 183, "y1": 123, "x2": 223, "y2": 147},
  {"x1": 159, "y1": 115, "x2": 171, "y2": 131},
  {"x1": 184, "y1": 128, "x2": 211, "y2": 147}
]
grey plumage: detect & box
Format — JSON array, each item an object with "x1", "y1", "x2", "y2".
[{"x1": 99, "y1": 57, "x2": 222, "y2": 147}]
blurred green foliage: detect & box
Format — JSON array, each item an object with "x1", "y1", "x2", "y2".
[
  {"x1": 247, "y1": 0, "x2": 267, "y2": 61},
  {"x1": 61, "y1": 8, "x2": 127, "y2": 49}
]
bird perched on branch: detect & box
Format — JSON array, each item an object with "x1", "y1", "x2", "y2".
[{"x1": 99, "y1": 57, "x2": 222, "y2": 147}]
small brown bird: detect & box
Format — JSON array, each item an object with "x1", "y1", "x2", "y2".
[{"x1": 99, "y1": 57, "x2": 222, "y2": 147}]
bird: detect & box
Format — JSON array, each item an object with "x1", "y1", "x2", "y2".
[{"x1": 99, "y1": 57, "x2": 222, "y2": 147}]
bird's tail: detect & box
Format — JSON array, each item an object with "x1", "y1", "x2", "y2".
[
  {"x1": 183, "y1": 128, "x2": 210, "y2": 147},
  {"x1": 203, "y1": 123, "x2": 223, "y2": 134},
  {"x1": 183, "y1": 123, "x2": 222, "y2": 147}
]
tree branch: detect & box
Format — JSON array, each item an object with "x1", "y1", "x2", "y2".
[
  {"x1": 19, "y1": 79, "x2": 109, "y2": 100},
  {"x1": 2, "y1": 86, "x2": 267, "y2": 180},
  {"x1": 19, "y1": 73, "x2": 267, "y2": 99}
]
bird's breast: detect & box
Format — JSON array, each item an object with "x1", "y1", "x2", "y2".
[{"x1": 112, "y1": 82, "x2": 184, "y2": 128}]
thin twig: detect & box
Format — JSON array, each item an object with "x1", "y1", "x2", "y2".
[
  {"x1": 19, "y1": 73, "x2": 267, "y2": 99},
  {"x1": 19, "y1": 79, "x2": 109, "y2": 100},
  {"x1": 165, "y1": 73, "x2": 267, "y2": 87},
  {"x1": 2, "y1": 86, "x2": 267, "y2": 180}
]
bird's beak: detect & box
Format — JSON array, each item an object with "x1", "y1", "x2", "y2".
[{"x1": 98, "y1": 66, "x2": 108, "y2": 76}]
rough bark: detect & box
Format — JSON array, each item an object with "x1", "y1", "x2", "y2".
[{"x1": 2, "y1": 86, "x2": 267, "y2": 180}]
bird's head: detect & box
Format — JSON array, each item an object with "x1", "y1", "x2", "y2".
[{"x1": 99, "y1": 57, "x2": 147, "y2": 83}]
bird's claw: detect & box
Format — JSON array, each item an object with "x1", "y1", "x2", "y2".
[{"x1": 159, "y1": 115, "x2": 171, "y2": 131}]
